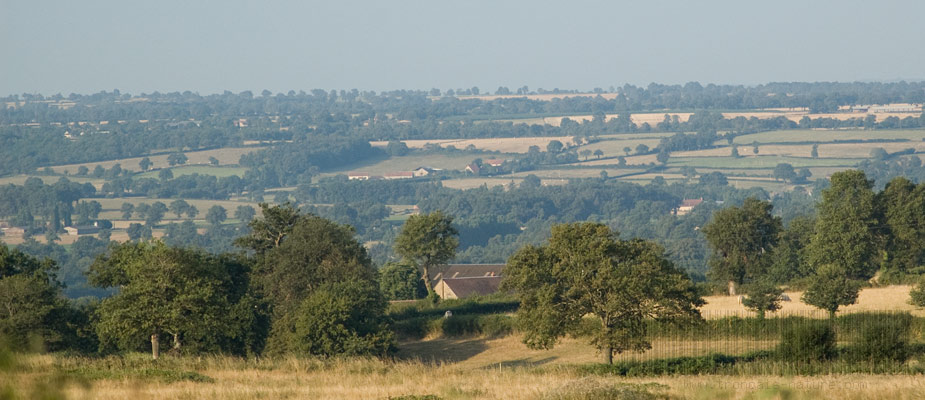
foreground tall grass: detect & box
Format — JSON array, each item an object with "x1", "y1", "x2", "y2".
[{"x1": 6, "y1": 352, "x2": 925, "y2": 400}]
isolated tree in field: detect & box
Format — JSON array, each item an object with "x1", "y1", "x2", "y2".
[
  {"x1": 158, "y1": 168, "x2": 173, "y2": 181},
  {"x1": 138, "y1": 157, "x2": 153, "y2": 171},
  {"x1": 208, "y1": 156, "x2": 219, "y2": 166},
  {"x1": 145, "y1": 202, "x2": 167, "y2": 226},
  {"x1": 206, "y1": 205, "x2": 227, "y2": 226},
  {"x1": 546, "y1": 140, "x2": 564, "y2": 153},
  {"x1": 731, "y1": 145, "x2": 740, "y2": 158},
  {"x1": 77, "y1": 166, "x2": 89, "y2": 176},
  {"x1": 680, "y1": 166, "x2": 698, "y2": 180},
  {"x1": 656, "y1": 149, "x2": 670, "y2": 165},
  {"x1": 89, "y1": 241, "x2": 253, "y2": 359},
  {"x1": 593, "y1": 149, "x2": 604, "y2": 159},
  {"x1": 120, "y1": 202, "x2": 135, "y2": 219},
  {"x1": 503, "y1": 222, "x2": 703, "y2": 364},
  {"x1": 580, "y1": 149, "x2": 592, "y2": 160},
  {"x1": 702, "y1": 198, "x2": 782, "y2": 294},
  {"x1": 807, "y1": 170, "x2": 879, "y2": 280},
  {"x1": 635, "y1": 144, "x2": 649, "y2": 155},
  {"x1": 802, "y1": 264, "x2": 861, "y2": 319},
  {"x1": 617, "y1": 156, "x2": 626, "y2": 167},
  {"x1": 126, "y1": 223, "x2": 152, "y2": 241},
  {"x1": 742, "y1": 279, "x2": 783, "y2": 320},
  {"x1": 773, "y1": 163, "x2": 796, "y2": 182},
  {"x1": 167, "y1": 152, "x2": 188, "y2": 166},
  {"x1": 623, "y1": 146, "x2": 631, "y2": 156},
  {"x1": 394, "y1": 211, "x2": 459, "y2": 295},
  {"x1": 92, "y1": 165, "x2": 105, "y2": 178},
  {"x1": 169, "y1": 199, "x2": 190, "y2": 219},
  {"x1": 186, "y1": 205, "x2": 199, "y2": 219},
  {"x1": 234, "y1": 205, "x2": 256, "y2": 223},
  {"x1": 810, "y1": 144, "x2": 819, "y2": 159}
]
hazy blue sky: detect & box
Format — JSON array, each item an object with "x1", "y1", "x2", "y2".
[{"x1": 3, "y1": 0, "x2": 924, "y2": 95}]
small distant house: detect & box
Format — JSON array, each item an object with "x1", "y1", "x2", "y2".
[
  {"x1": 465, "y1": 163, "x2": 481, "y2": 175},
  {"x1": 412, "y1": 167, "x2": 435, "y2": 177},
  {"x1": 233, "y1": 118, "x2": 248, "y2": 127},
  {"x1": 675, "y1": 198, "x2": 704, "y2": 216},
  {"x1": 484, "y1": 159, "x2": 505, "y2": 167},
  {"x1": 1, "y1": 227, "x2": 25, "y2": 235},
  {"x1": 348, "y1": 172, "x2": 371, "y2": 180},
  {"x1": 64, "y1": 224, "x2": 100, "y2": 235},
  {"x1": 383, "y1": 171, "x2": 414, "y2": 180}
]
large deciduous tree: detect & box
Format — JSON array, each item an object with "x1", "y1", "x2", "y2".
[
  {"x1": 89, "y1": 241, "x2": 259, "y2": 359},
  {"x1": 394, "y1": 211, "x2": 459, "y2": 294},
  {"x1": 502, "y1": 222, "x2": 703, "y2": 364},
  {"x1": 802, "y1": 264, "x2": 861, "y2": 319},
  {"x1": 807, "y1": 170, "x2": 879, "y2": 280},
  {"x1": 237, "y1": 204, "x2": 392, "y2": 356},
  {"x1": 878, "y1": 177, "x2": 925, "y2": 278},
  {"x1": 0, "y1": 245, "x2": 66, "y2": 349},
  {"x1": 702, "y1": 197, "x2": 782, "y2": 294}
]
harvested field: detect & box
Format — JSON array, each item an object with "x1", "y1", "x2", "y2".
[
  {"x1": 371, "y1": 136, "x2": 577, "y2": 153},
  {"x1": 667, "y1": 156, "x2": 861, "y2": 169},
  {"x1": 730, "y1": 129, "x2": 925, "y2": 144},
  {"x1": 325, "y1": 153, "x2": 476, "y2": 175},
  {"x1": 47, "y1": 146, "x2": 263, "y2": 174},
  {"x1": 441, "y1": 177, "x2": 569, "y2": 190},
  {"x1": 134, "y1": 165, "x2": 248, "y2": 179},
  {"x1": 701, "y1": 285, "x2": 921, "y2": 318},
  {"x1": 510, "y1": 168, "x2": 646, "y2": 179},
  {"x1": 577, "y1": 154, "x2": 658, "y2": 166}
]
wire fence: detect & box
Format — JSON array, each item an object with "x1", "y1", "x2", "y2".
[{"x1": 612, "y1": 310, "x2": 922, "y2": 362}]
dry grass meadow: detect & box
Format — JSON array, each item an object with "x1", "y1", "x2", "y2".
[{"x1": 6, "y1": 285, "x2": 924, "y2": 399}]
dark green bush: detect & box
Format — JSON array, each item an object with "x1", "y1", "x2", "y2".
[
  {"x1": 910, "y1": 278, "x2": 925, "y2": 307},
  {"x1": 848, "y1": 313, "x2": 911, "y2": 363},
  {"x1": 577, "y1": 353, "x2": 773, "y2": 376},
  {"x1": 777, "y1": 322, "x2": 835, "y2": 362}
]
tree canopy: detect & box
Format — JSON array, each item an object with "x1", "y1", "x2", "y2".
[{"x1": 502, "y1": 222, "x2": 703, "y2": 364}]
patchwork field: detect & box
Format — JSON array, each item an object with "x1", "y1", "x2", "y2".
[{"x1": 372, "y1": 137, "x2": 579, "y2": 153}]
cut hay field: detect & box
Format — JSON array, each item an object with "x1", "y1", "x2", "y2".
[
  {"x1": 372, "y1": 137, "x2": 578, "y2": 153},
  {"x1": 666, "y1": 156, "x2": 862, "y2": 169},
  {"x1": 441, "y1": 177, "x2": 569, "y2": 190},
  {"x1": 510, "y1": 168, "x2": 644, "y2": 179},
  {"x1": 47, "y1": 146, "x2": 263, "y2": 174},
  {"x1": 730, "y1": 129, "x2": 925, "y2": 144},
  {"x1": 701, "y1": 285, "x2": 921, "y2": 318},
  {"x1": 134, "y1": 165, "x2": 249, "y2": 179},
  {"x1": 0, "y1": 174, "x2": 103, "y2": 188},
  {"x1": 324, "y1": 153, "x2": 477, "y2": 175}
]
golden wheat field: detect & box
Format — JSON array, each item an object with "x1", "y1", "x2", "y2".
[{"x1": 701, "y1": 285, "x2": 922, "y2": 318}]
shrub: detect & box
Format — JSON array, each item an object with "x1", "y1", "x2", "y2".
[
  {"x1": 777, "y1": 322, "x2": 835, "y2": 362},
  {"x1": 848, "y1": 313, "x2": 911, "y2": 363},
  {"x1": 541, "y1": 378, "x2": 666, "y2": 400},
  {"x1": 910, "y1": 278, "x2": 925, "y2": 307}
]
